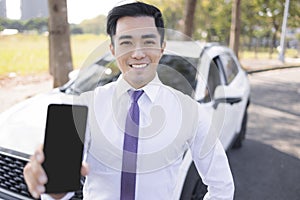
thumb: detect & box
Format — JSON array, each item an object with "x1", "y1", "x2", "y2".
[{"x1": 81, "y1": 161, "x2": 89, "y2": 176}]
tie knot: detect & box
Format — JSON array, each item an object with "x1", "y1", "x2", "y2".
[{"x1": 130, "y1": 90, "x2": 144, "y2": 103}]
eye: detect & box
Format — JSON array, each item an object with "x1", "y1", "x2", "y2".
[
  {"x1": 120, "y1": 41, "x2": 132, "y2": 46},
  {"x1": 144, "y1": 40, "x2": 156, "y2": 45}
]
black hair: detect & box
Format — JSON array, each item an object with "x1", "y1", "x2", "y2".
[{"x1": 106, "y1": 1, "x2": 165, "y2": 46}]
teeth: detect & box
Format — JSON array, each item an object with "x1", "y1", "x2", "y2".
[{"x1": 131, "y1": 64, "x2": 147, "y2": 68}]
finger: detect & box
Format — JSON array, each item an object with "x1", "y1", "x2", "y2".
[
  {"x1": 23, "y1": 162, "x2": 46, "y2": 199},
  {"x1": 30, "y1": 151, "x2": 47, "y2": 184},
  {"x1": 23, "y1": 146, "x2": 47, "y2": 198},
  {"x1": 34, "y1": 145, "x2": 45, "y2": 164},
  {"x1": 81, "y1": 161, "x2": 89, "y2": 176}
]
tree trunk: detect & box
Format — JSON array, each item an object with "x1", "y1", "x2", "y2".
[
  {"x1": 229, "y1": 0, "x2": 241, "y2": 58},
  {"x1": 269, "y1": 21, "x2": 279, "y2": 59},
  {"x1": 183, "y1": 0, "x2": 197, "y2": 39},
  {"x1": 48, "y1": 0, "x2": 73, "y2": 88},
  {"x1": 269, "y1": 31, "x2": 277, "y2": 59}
]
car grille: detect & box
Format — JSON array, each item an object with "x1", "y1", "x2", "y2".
[{"x1": 0, "y1": 152, "x2": 83, "y2": 200}]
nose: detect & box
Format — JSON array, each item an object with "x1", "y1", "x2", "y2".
[{"x1": 131, "y1": 47, "x2": 146, "y2": 60}]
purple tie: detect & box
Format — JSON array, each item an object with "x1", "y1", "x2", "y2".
[{"x1": 120, "y1": 90, "x2": 144, "y2": 200}]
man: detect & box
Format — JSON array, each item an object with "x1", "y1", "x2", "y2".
[{"x1": 24, "y1": 1, "x2": 234, "y2": 199}]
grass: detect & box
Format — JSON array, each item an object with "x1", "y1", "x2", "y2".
[
  {"x1": 0, "y1": 34, "x2": 48, "y2": 75},
  {"x1": 0, "y1": 34, "x2": 299, "y2": 76},
  {"x1": 0, "y1": 34, "x2": 108, "y2": 76}
]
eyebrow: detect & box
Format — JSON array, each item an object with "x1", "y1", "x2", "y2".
[
  {"x1": 141, "y1": 34, "x2": 157, "y2": 39},
  {"x1": 118, "y1": 34, "x2": 157, "y2": 40},
  {"x1": 118, "y1": 35, "x2": 132, "y2": 40}
]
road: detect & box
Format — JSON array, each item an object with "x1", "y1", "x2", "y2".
[{"x1": 227, "y1": 67, "x2": 300, "y2": 200}]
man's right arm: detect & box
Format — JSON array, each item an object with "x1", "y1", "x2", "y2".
[
  {"x1": 23, "y1": 145, "x2": 89, "y2": 199},
  {"x1": 23, "y1": 94, "x2": 91, "y2": 199}
]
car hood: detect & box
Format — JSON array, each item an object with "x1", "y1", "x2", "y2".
[{"x1": 0, "y1": 89, "x2": 75, "y2": 156}]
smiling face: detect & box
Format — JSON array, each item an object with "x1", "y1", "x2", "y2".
[{"x1": 110, "y1": 16, "x2": 165, "y2": 89}]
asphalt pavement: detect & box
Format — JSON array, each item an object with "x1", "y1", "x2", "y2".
[
  {"x1": 228, "y1": 139, "x2": 300, "y2": 200},
  {"x1": 227, "y1": 63, "x2": 300, "y2": 200}
]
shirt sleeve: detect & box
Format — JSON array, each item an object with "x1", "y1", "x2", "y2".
[
  {"x1": 77, "y1": 91, "x2": 92, "y2": 163},
  {"x1": 189, "y1": 105, "x2": 235, "y2": 200}
]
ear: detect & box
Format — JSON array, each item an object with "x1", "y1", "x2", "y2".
[{"x1": 110, "y1": 43, "x2": 115, "y2": 56}]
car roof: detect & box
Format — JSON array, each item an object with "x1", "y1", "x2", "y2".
[{"x1": 164, "y1": 40, "x2": 213, "y2": 58}]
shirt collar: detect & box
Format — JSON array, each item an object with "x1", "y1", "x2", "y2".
[{"x1": 115, "y1": 73, "x2": 161, "y2": 103}]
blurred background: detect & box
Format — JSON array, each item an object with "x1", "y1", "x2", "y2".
[
  {"x1": 0, "y1": 0, "x2": 299, "y2": 79},
  {"x1": 0, "y1": 1, "x2": 299, "y2": 199}
]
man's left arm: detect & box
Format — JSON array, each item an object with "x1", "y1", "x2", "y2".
[
  {"x1": 189, "y1": 106, "x2": 234, "y2": 200},
  {"x1": 193, "y1": 139, "x2": 234, "y2": 200}
]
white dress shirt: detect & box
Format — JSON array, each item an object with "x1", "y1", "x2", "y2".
[{"x1": 43, "y1": 74, "x2": 234, "y2": 200}]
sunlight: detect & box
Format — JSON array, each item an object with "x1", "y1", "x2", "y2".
[
  {"x1": 5, "y1": 0, "x2": 122, "y2": 24},
  {"x1": 6, "y1": 0, "x2": 21, "y2": 19}
]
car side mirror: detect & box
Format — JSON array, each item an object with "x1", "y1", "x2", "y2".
[
  {"x1": 213, "y1": 85, "x2": 242, "y2": 109},
  {"x1": 68, "y1": 69, "x2": 80, "y2": 80}
]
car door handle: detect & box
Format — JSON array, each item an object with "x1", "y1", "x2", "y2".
[{"x1": 213, "y1": 97, "x2": 242, "y2": 109}]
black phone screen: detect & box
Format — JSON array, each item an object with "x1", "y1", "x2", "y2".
[{"x1": 42, "y1": 104, "x2": 88, "y2": 193}]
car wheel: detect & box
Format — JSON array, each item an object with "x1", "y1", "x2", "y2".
[
  {"x1": 180, "y1": 162, "x2": 207, "y2": 200},
  {"x1": 232, "y1": 100, "x2": 249, "y2": 149}
]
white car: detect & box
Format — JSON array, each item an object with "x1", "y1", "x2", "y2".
[{"x1": 0, "y1": 41, "x2": 250, "y2": 200}]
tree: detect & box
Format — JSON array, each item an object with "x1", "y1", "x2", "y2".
[
  {"x1": 229, "y1": 0, "x2": 241, "y2": 58},
  {"x1": 145, "y1": 0, "x2": 185, "y2": 38},
  {"x1": 183, "y1": 0, "x2": 197, "y2": 39},
  {"x1": 254, "y1": 0, "x2": 286, "y2": 58},
  {"x1": 79, "y1": 15, "x2": 106, "y2": 34},
  {"x1": 193, "y1": 0, "x2": 232, "y2": 43},
  {"x1": 48, "y1": 0, "x2": 73, "y2": 87},
  {"x1": 24, "y1": 18, "x2": 48, "y2": 33}
]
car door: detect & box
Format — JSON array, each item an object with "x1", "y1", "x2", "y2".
[
  {"x1": 201, "y1": 56, "x2": 234, "y2": 153},
  {"x1": 195, "y1": 51, "x2": 241, "y2": 152},
  {"x1": 212, "y1": 54, "x2": 242, "y2": 149},
  {"x1": 216, "y1": 51, "x2": 250, "y2": 148}
]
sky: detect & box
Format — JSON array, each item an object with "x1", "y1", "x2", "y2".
[{"x1": 6, "y1": 0, "x2": 128, "y2": 24}]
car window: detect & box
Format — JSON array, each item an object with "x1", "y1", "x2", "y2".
[
  {"x1": 219, "y1": 53, "x2": 239, "y2": 84},
  {"x1": 203, "y1": 59, "x2": 222, "y2": 103},
  {"x1": 158, "y1": 55, "x2": 198, "y2": 97}
]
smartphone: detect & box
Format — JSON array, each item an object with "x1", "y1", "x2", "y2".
[{"x1": 42, "y1": 104, "x2": 88, "y2": 193}]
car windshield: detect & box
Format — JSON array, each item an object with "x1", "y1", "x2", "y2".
[
  {"x1": 65, "y1": 53, "x2": 119, "y2": 95},
  {"x1": 65, "y1": 53, "x2": 198, "y2": 97}
]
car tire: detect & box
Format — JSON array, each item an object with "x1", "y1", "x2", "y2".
[
  {"x1": 232, "y1": 100, "x2": 249, "y2": 149},
  {"x1": 180, "y1": 162, "x2": 207, "y2": 200}
]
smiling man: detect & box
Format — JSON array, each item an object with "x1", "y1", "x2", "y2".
[{"x1": 23, "y1": 1, "x2": 234, "y2": 200}]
